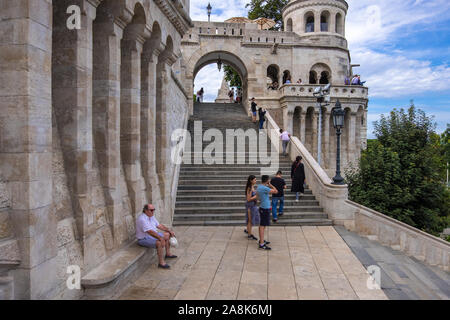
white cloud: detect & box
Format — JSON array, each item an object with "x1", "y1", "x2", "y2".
[
  {"x1": 346, "y1": 0, "x2": 450, "y2": 98},
  {"x1": 190, "y1": 0, "x2": 248, "y2": 22},
  {"x1": 353, "y1": 48, "x2": 450, "y2": 97}
]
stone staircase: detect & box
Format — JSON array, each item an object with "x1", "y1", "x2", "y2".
[{"x1": 173, "y1": 102, "x2": 332, "y2": 226}]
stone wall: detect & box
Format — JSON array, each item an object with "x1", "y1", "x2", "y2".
[{"x1": 0, "y1": 0, "x2": 191, "y2": 299}]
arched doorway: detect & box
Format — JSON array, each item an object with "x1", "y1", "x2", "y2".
[{"x1": 191, "y1": 51, "x2": 249, "y2": 113}]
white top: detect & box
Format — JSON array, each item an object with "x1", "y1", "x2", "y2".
[
  {"x1": 136, "y1": 213, "x2": 160, "y2": 240},
  {"x1": 280, "y1": 131, "x2": 290, "y2": 141}
]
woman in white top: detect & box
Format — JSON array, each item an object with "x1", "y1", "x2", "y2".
[{"x1": 280, "y1": 129, "x2": 291, "y2": 156}]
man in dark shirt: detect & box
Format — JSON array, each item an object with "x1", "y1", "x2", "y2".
[
  {"x1": 270, "y1": 170, "x2": 286, "y2": 222},
  {"x1": 250, "y1": 97, "x2": 257, "y2": 123}
]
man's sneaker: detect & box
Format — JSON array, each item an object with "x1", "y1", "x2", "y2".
[
  {"x1": 244, "y1": 229, "x2": 248, "y2": 234},
  {"x1": 278, "y1": 213, "x2": 284, "y2": 216},
  {"x1": 264, "y1": 240, "x2": 271, "y2": 245},
  {"x1": 258, "y1": 244, "x2": 272, "y2": 250},
  {"x1": 272, "y1": 219, "x2": 278, "y2": 223},
  {"x1": 248, "y1": 234, "x2": 258, "y2": 240}
]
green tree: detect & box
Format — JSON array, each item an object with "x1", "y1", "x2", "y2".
[
  {"x1": 223, "y1": 65, "x2": 242, "y2": 87},
  {"x1": 346, "y1": 105, "x2": 450, "y2": 236},
  {"x1": 246, "y1": 0, "x2": 289, "y2": 31}
]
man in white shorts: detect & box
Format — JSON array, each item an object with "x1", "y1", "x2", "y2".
[{"x1": 136, "y1": 204, "x2": 177, "y2": 269}]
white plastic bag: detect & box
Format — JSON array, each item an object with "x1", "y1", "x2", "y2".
[{"x1": 169, "y1": 237, "x2": 178, "y2": 248}]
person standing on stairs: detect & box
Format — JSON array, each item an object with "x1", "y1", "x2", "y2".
[
  {"x1": 250, "y1": 97, "x2": 257, "y2": 123},
  {"x1": 271, "y1": 171, "x2": 286, "y2": 223},
  {"x1": 280, "y1": 129, "x2": 291, "y2": 156},
  {"x1": 291, "y1": 156, "x2": 306, "y2": 202},
  {"x1": 244, "y1": 175, "x2": 260, "y2": 240},
  {"x1": 258, "y1": 107, "x2": 267, "y2": 130},
  {"x1": 256, "y1": 175, "x2": 278, "y2": 250}
]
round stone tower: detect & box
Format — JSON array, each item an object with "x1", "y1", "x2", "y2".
[{"x1": 282, "y1": 0, "x2": 348, "y2": 38}]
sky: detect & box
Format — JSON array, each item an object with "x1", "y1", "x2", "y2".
[{"x1": 190, "y1": 0, "x2": 450, "y2": 138}]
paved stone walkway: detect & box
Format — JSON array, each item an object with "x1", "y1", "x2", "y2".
[
  {"x1": 335, "y1": 226, "x2": 450, "y2": 300},
  {"x1": 118, "y1": 226, "x2": 387, "y2": 300}
]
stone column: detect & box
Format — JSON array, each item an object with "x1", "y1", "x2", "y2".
[
  {"x1": 92, "y1": 18, "x2": 127, "y2": 245},
  {"x1": 348, "y1": 112, "x2": 357, "y2": 166},
  {"x1": 121, "y1": 34, "x2": 146, "y2": 217},
  {"x1": 330, "y1": 13, "x2": 336, "y2": 33},
  {"x1": 300, "y1": 111, "x2": 306, "y2": 143},
  {"x1": 314, "y1": 12, "x2": 321, "y2": 32},
  {"x1": 141, "y1": 45, "x2": 162, "y2": 208},
  {"x1": 0, "y1": 0, "x2": 57, "y2": 299},
  {"x1": 282, "y1": 106, "x2": 293, "y2": 134},
  {"x1": 323, "y1": 111, "x2": 331, "y2": 169},
  {"x1": 312, "y1": 111, "x2": 318, "y2": 159},
  {"x1": 52, "y1": 0, "x2": 97, "y2": 250}
]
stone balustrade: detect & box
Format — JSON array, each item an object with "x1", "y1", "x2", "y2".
[
  {"x1": 265, "y1": 111, "x2": 450, "y2": 272},
  {"x1": 279, "y1": 84, "x2": 368, "y2": 100}
]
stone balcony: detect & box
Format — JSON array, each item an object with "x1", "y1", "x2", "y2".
[{"x1": 278, "y1": 84, "x2": 368, "y2": 101}]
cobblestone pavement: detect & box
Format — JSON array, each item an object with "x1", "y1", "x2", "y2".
[{"x1": 118, "y1": 226, "x2": 388, "y2": 300}]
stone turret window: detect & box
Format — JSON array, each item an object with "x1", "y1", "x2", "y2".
[
  {"x1": 319, "y1": 71, "x2": 329, "y2": 84},
  {"x1": 309, "y1": 71, "x2": 317, "y2": 84},
  {"x1": 336, "y1": 13, "x2": 344, "y2": 35},
  {"x1": 286, "y1": 18, "x2": 293, "y2": 32},
  {"x1": 321, "y1": 11, "x2": 330, "y2": 32},
  {"x1": 305, "y1": 15, "x2": 314, "y2": 33}
]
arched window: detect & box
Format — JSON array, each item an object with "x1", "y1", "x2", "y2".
[
  {"x1": 319, "y1": 71, "x2": 329, "y2": 84},
  {"x1": 283, "y1": 70, "x2": 291, "y2": 84},
  {"x1": 309, "y1": 71, "x2": 317, "y2": 84},
  {"x1": 321, "y1": 11, "x2": 330, "y2": 32},
  {"x1": 310, "y1": 63, "x2": 332, "y2": 85},
  {"x1": 286, "y1": 18, "x2": 293, "y2": 32},
  {"x1": 336, "y1": 13, "x2": 343, "y2": 35},
  {"x1": 305, "y1": 12, "x2": 314, "y2": 33},
  {"x1": 267, "y1": 65, "x2": 279, "y2": 89}
]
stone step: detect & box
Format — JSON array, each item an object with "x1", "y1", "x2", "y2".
[
  {"x1": 177, "y1": 184, "x2": 310, "y2": 190},
  {"x1": 174, "y1": 206, "x2": 323, "y2": 214},
  {"x1": 180, "y1": 168, "x2": 293, "y2": 172},
  {"x1": 175, "y1": 194, "x2": 316, "y2": 201},
  {"x1": 177, "y1": 189, "x2": 313, "y2": 195},
  {"x1": 174, "y1": 212, "x2": 328, "y2": 221},
  {"x1": 178, "y1": 180, "x2": 300, "y2": 186},
  {"x1": 179, "y1": 175, "x2": 294, "y2": 181},
  {"x1": 173, "y1": 219, "x2": 333, "y2": 226},
  {"x1": 175, "y1": 200, "x2": 320, "y2": 207}
]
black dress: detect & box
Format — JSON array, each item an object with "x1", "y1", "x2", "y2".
[{"x1": 291, "y1": 161, "x2": 305, "y2": 193}]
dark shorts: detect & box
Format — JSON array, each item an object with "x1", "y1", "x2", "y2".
[{"x1": 259, "y1": 208, "x2": 271, "y2": 227}]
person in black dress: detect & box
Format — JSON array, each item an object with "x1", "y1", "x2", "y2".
[
  {"x1": 291, "y1": 156, "x2": 306, "y2": 202},
  {"x1": 258, "y1": 107, "x2": 266, "y2": 130}
]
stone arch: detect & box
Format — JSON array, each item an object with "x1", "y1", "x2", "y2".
[
  {"x1": 185, "y1": 43, "x2": 252, "y2": 113},
  {"x1": 286, "y1": 18, "x2": 293, "y2": 32},
  {"x1": 320, "y1": 10, "x2": 330, "y2": 32},
  {"x1": 355, "y1": 105, "x2": 365, "y2": 157},
  {"x1": 343, "y1": 106, "x2": 352, "y2": 168},
  {"x1": 305, "y1": 11, "x2": 315, "y2": 33},
  {"x1": 267, "y1": 65, "x2": 280, "y2": 86},
  {"x1": 309, "y1": 70, "x2": 317, "y2": 84},
  {"x1": 310, "y1": 63, "x2": 332, "y2": 85},
  {"x1": 292, "y1": 106, "x2": 304, "y2": 140}
]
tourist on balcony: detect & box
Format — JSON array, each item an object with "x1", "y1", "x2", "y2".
[
  {"x1": 280, "y1": 128, "x2": 291, "y2": 156},
  {"x1": 258, "y1": 107, "x2": 266, "y2": 130},
  {"x1": 344, "y1": 76, "x2": 351, "y2": 85},
  {"x1": 285, "y1": 76, "x2": 292, "y2": 84},
  {"x1": 357, "y1": 75, "x2": 366, "y2": 85},
  {"x1": 136, "y1": 204, "x2": 177, "y2": 269},
  {"x1": 291, "y1": 156, "x2": 306, "y2": 202},
  {"x1": 244, "y1": 175, "x2": 260, "y2": 240},
  {"x1": 250, "y1": 97, "x2": 257, "y2": 123},
  {"x1": 256, "y1": 175, "x2": 278, "y2": 250},
  {"x1": 297, "y1": 78, "x2": 302, "y2": 84},
  {"x1": 270, "y1": 171, "x2": 287, "y2": 223}
]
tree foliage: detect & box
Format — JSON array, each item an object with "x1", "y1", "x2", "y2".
[
  {"x1": 223, "y1": 65, "x2": 242, "y2": 88},
  {"x1": 246, "y1": 0, "x2": 289, "y2": 31},
  {"x1": 346, "y1": 104, "x2": 450, "y2": 236}
]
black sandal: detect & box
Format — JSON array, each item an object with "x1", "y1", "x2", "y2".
[{"x1": 158, "y1": 264, "x2": 170, "y2": 269}]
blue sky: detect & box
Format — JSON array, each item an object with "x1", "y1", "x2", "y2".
[{"x1": 191, "y1": 0, "x2": 450, "y2": 138}]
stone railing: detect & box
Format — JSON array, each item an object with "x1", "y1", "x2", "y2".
[
  {"x1": 265, "y1": 111, "x2": 450, "y2": 271},
  {"x1": 279, "y1": 84, "x2": 368, "y2": 100}
]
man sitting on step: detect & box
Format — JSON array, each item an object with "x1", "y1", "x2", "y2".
[{"x1": 136, "y1": 204, "x2": 177, "y2": 269}]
